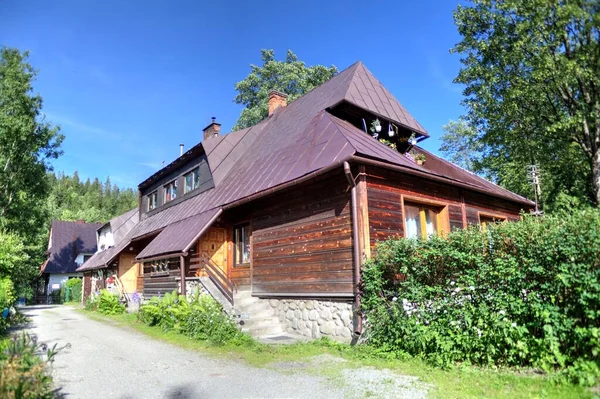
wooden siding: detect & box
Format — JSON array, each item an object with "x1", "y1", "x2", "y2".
[
  {"x1": 142, "y1": 258, "x2": 180, "y2": 298},
  {"x1": 251, "y1": 173, "x2": 354, "y2": 297},
  {"x1": 118, "y1": 253, "x2": 140, "y2": 294},
  {"x1": 366, "y1": 166, "x2": 526, "y2": 246}
]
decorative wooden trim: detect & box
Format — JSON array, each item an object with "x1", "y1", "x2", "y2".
[
  {"x1": 401, "y1": 194, "x2": 451, "y2": 238},
  {"x1": 460, "y1": 190, "x2": 468, "y2": 228},
  {"x1": 477, "y1": 211, "x2": 508, "y2": 222}
]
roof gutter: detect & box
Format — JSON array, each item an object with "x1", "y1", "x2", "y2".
[
  {"x1": 223, "y1": 154, "x2": 355, "y2": 210},
  {"x1": 343, "y1": 161, "x2": 363, "y2": 336},
  {"x1": 349, "y1": 155, "x2": 535, "y2": 207}
]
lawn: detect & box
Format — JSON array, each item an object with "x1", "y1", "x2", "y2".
[{"x1": 80, "y1": 309, "x2": 593, "y2": 399}]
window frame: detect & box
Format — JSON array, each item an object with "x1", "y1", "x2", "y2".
[
  {"x1": 401, "y1": 195, "x2": 450, "y2": 239},
  {"x1": 233, "y1": 223, "x2": 251, "y2": 267},
  {"x1": 147, "y1": 190, "x2": 158, "y2": 212},
  {"x1": 478, "y1": 212, "x2": 507, "y2": 232},
  {"x1": 183, "y1": 167, "x2": 200, "y2": 194},
  {"x1": 163, "y1": 179, "x2": 178, "y2": 203}
]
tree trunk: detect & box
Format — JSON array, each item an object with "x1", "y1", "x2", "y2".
[{"x1": 593, "y1": 149, "x2": 600, "y2": 206}]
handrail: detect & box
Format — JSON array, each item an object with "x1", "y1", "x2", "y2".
[{"x1": 199, "y1": 252, "x2": 237, "y2": 304}]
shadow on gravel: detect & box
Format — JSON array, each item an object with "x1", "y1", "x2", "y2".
[{"x1": 165, "y1": 384, "x2": 201, "y2": 398}]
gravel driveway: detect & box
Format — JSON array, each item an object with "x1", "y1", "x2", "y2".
[{"x1": 20, "y1": 305, "x2": 428, "y2": 399}]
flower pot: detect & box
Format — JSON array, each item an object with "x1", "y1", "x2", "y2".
[
  {"x1": 375, "y1": 125, "x2": 381, "y2": 132},
  {"x1": 416, "y1": 160, "x2": 424, "y2": 166}
]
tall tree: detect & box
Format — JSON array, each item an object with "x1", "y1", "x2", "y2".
[
  {"x1": 233, "y1": 49, "x2": 337, "y2": 130},
  {"x1": 452, "y1": 0, "x2": 600, "y2": 207},
  {"x1": 0, "y1": 48, "x2": 63, "y2": 229},
  {"x1": 439, "y1": 118, "x2": 482, "y2": 172}
]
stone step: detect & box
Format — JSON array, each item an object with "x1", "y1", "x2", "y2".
[
  {"x1": 246, "y1": 324, "x2": 285, "y2": 337},
  {"x1": 241, "y1": 316, "x2": 282, "y2": 329}
]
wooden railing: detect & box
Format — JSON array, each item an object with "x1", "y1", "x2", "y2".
[
  {"x1": 199, "y1": 252, "x2": 237, "y2": 304},
  {"x1": 113, "y1": 275, "x2": 130, "y2": 304}
]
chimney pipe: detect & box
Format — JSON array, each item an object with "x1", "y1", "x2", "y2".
[
  {"x1": 268, "y1": 90, "x2": 287, "y2": 116},
  {"x1": 179, "y1": 143, "x2": 184, "y2": 156},
  {"x1": 202, "y1": 117, "x2": 221, "y2": 140}
]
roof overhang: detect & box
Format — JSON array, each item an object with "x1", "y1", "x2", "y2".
[{"x1": 135, "y1": 208, "x2": 223, "y2": 261}]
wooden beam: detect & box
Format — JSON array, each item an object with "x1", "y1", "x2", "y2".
[
  {"x1": 356, "y1": 165, "x2": 371, "y2": 260},
  {"x1": 179, "y1": 255, "x2": 186, "y2": 296}
]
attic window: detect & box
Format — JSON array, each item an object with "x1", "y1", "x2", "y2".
[
  {"x1": 147, "y1": 191, "x2": 158, "y2": 211},
  {"x1": 164, "y1": 180, "x2": 178, "y2": 203},
  {"x1": 184, "y1": 168, "x2": 200, "y2": 194}
]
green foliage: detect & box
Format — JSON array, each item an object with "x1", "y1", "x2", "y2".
[
  {"x1": 0, "y1": 233, "x2": 28, "y2": 280},
  {"x1": 233, "y1": 49, "x2": 337, "y2": 130},
  {"x1": 439, "y1": 118, "x2": 481, "y2": 172},
  {"x1": 452, "y1": 0, "x2": 600, "y2": 208},
  {"x1": 138, "y1": 291, "x2": 250, "y2": 346},
  {"x1": 96, "y1": 290, "x2": 125, "y2": 315},
  {"x1": 0, "y1": 277, "x2": 16, "y2": 333},
  {"x1": 0, "y1": 334, "x2": 57, "y2": 398},
  {"x1": 46, "y1": 172, "x2": 138, "y2": 223},
  {"x1": 362, "y1": 209, "x2": 600, "y2": 385},
  {"x1": 0, "y1": 47, "x2": 63, "y2": 231},
  {"x1": 61, "y1": 278, "x2": 82, "y2": 303}
]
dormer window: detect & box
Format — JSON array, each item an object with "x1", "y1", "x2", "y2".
[
  {"x1": 164, "y1": 180, "x2": 177, "y2": 203},
  {"x1": 184, "y1": 168, "x2": 200, "y2": 194},
  {"x1": 147, "y1": 191, "x2": 158, "y2": 211}
]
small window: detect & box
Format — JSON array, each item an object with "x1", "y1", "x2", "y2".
[
  {"x1": 404, "y1": 202, "x2": 440, "y2": 239},
  {"x1": 184, "y1": 168, "x2": 200, "y2": 194},
  {"x1": 83, "y1": 255, "x2": 92, "y2": 263},
  {"x1": 479, "y1": 214, "x2": 507, "y2": 232},
  {"x1": 233, "y1": 224, "x2": 251, "y2": 265},
  {"x1": 164, "y1": 180, "x2": 178, "y2": 203},
  {"x1": 147, "y1": 191, "x2": 158, "y2": 211}
]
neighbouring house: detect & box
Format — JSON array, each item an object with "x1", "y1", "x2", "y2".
[
  {"x1": 77, "y1": 208, "x2": 139, "y2": 301},
  {"x1": 90, "y1": 61, "x2": 534, "y2": 341},
  {"x1": 39, "y1": 220, "x2": 102, "y2": 303}
]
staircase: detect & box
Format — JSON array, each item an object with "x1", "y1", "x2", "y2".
[{"x1": 232, "y1": 290, "x2": 285, "y2": 337}]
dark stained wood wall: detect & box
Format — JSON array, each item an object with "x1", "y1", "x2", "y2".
[
  {"x1": 142, "y1": 258, "x2": 180, "y2": 298},
  {"x1": 366, "y1": 166, "x2": 526, "y2": 246},
  {"x1": 251, "y1": 172, "x2": 354, "y2": 298}
]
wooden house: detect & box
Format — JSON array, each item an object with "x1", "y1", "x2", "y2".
[
  {"x1": 77, "y1": 208, "x2": 140, "y2": 300},
  {"x1": 39, "y1": 220, "x2": 101, "y2": 303},
  {"x1": 88, "y1": 62, "x2": 534, "y2": 340}
]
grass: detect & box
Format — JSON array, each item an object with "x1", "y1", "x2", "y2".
[{"x1": 80, "y1": 310, "x2": 593, "y2": 399}]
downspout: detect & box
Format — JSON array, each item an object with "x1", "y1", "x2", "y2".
[{"x1": 343, "y1": 161, "x2": 363, "y2": 336}]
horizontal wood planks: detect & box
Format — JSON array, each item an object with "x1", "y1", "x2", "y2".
[
  {"x1": 142, "y1": 258, "x2": 180, "y2": 298},
  {"x1": 251, "y1": 173, "x2": 354, "y2": 298},
  {"x1": 366, "y1": 166, "x2": 527, "y2": 246}
]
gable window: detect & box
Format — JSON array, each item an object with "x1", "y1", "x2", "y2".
[
  {"x1": 233, "y1": 224, "x2": 251, "y2": 266},
  {"x1": 164, "y1": 180, "x2": 178, "y2": 203},
  {"x1": 479, "y1": 213, "x2": 507, "y2": 232},
  {"x1": 147, "y1": 191, "x2": 158, "y2": 211},
  {"x1": 184, "y1": 168, "x2": 200, "y2": 194}
]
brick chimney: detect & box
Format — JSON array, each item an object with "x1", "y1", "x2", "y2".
[
  {"x1": 268, "y1": 90, "x2": 287, "y2": 116},
  {"x1": 202, "y1": 117, "x2": 221, "y2": 140}
]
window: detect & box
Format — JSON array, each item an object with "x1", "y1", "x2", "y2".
[
  {"x1": 233, "y1": 224, "x2": 251, "y2": 265},
  {"x1": 184, "y1": 168, "x2": 200, "y2": 194},
  {"x1": 404, "y1": 202, "x2": 441, "y2": 239},
  {"x1": 147, "y1": 191, "x2": 158, "y2": 211},
  {"x1": 164, "y1": 180, "x2": 178, "y2": 203},
  {"x1": 479, "y1": 213, "x2": 507, "y2": 232},
  {"x1": 83, "y1": 255, "x2": 92, "y2": 263}
]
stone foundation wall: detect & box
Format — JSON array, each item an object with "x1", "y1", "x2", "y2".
[
  {"x1": 177, "y1": 278, "x2": 207, "y2": 301},
  {"x1": 266, "y1": 299, "x2": 354, "y2": 341}
]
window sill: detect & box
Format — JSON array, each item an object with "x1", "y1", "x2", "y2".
[{"x1": 233, "y1": 263, "x2": 251, "y2": 268}]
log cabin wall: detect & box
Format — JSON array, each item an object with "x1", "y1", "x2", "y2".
[
  {"x1": 249, "y1": 171, "x2": 354, "y2": 298},
  {"x1": 366, "y1": 166, "x2": 525, "y2": 247},
  {"x1": 142, "y1": 258, "x2": 180, "y2": 298}
]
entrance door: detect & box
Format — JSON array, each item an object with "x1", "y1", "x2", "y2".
[{"x1": 199, "y1": 227, "x2": 228, "y2": 276}]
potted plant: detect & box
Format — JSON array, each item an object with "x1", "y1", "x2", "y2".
[
  {"x1": 414, "y1": 153, "x2": 426, "y2": 166},
  {"x1": 378, "y1": 139, "x2": 397, "y2": 150},
  {"x1": 370, "y1": 118, "x2": 382, "y2": 134}
]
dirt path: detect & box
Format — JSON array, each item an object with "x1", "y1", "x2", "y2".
[{"x1": 20, "y1": 305, "x2": 427, "y2": 399}]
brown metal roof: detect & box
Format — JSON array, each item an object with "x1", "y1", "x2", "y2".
[
  {"x1": 128, "y1": 61, "x2": 533, "y2": 254},
  {"x1": 135, "y1": 208, "x2": 221, "y2": 260},
  {"x1": 42, "y1": 220, "x2": 102, "y2": 274}
]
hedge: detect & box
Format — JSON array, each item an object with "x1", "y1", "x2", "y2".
[{"x1": 361, "y1": 208, "x2": 600, "y2": 385}]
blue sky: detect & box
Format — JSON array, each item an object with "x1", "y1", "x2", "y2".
[{"x1": 2, "y1": 0, "x2": 466, "y2": 188}]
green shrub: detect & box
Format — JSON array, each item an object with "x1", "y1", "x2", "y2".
[
  {"x1": 0, "y1": 333, "x2": 57, "y2": 398},
  {"x1": 96, "y1": 290, "x2": 125, "y2": 315},
  {"x1": 362, "y1": 209, "x2": 600, "y2": 385},
  {"x1": 84, "y1": 294, "x2": 98, "y2": 312},
  {"x1": 138, "y1": 291, "x2": 190, "y2": 332},
  {"x1": 61, "y1": 278, "x2": 82, "y2": 303},
  {"x1": 138, "y1": 291, "x2": 251, "y2": 346},
  {"x1": 183, "y1": 295, "x2": 250, "y2": 346},
  {"x1": 0, "y1": 278, "x2": 16, "y2": 333}
]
